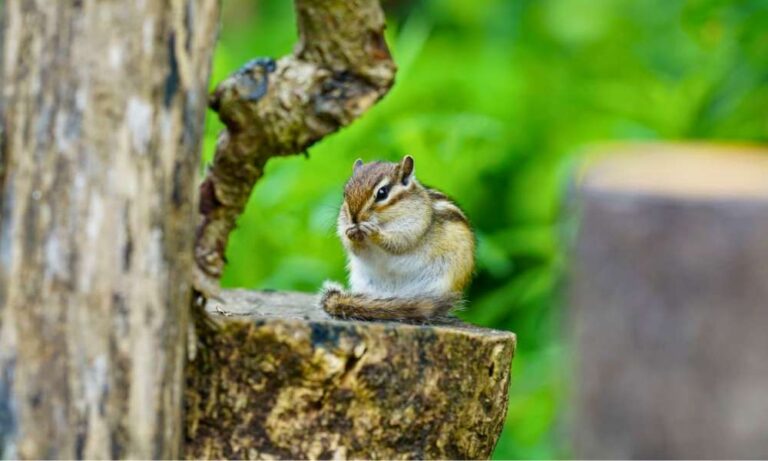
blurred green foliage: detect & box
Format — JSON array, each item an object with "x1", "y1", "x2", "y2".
[{"x1": 205, "y1": 0, "x2": 768, "y2": 458}]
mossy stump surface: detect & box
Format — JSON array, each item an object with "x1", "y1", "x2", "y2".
[{"x1": 185, "y1": 290, "x2": 516, "y2": 460}]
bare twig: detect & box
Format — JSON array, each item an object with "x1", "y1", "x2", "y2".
[{"x1": 193, "y1": 0, "x2": 396, "y2": 296}]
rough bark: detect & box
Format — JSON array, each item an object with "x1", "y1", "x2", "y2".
[
  {"x1": 568, "y1": 144, "x2": 768, "y2": 458},
  {"x1": 193, "y1": 0, "x2": 396, "y2": 296},
  {"x1": 185, "y1": 290, "x2": 516, "y2": 460},
  {"x1": 0, "y1": 1, "x2": 219, "y2": 458}
]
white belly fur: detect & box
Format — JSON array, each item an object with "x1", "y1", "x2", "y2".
[{"x1": 348, "y1": 243, "x2": 452, "y2": 298}]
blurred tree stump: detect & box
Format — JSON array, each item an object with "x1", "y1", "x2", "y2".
[
  {"x1": 569, "y1": 144, "x2": 768, "y2": 458},
  {"x1": 185, "y1": 290, "x2": 516, "y2": 460}
]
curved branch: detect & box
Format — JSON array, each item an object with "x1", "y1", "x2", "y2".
[{"x1": 194, "y1": 0, "x2": 396, "y2": 296}]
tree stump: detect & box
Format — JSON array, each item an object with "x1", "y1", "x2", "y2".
[
  {"x1": 185, "y1": 290, "x2": 516, "y2": 460},
  {"x1": 569, "y1": 143, "x2": 768, "y2": 458}
]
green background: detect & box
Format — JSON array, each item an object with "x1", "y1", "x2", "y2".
[{"x1": 205, "y1": 1, "x2": 768, "y2": 458}]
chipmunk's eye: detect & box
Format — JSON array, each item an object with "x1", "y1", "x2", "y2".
[{"x1": 375, "y1": 185, "x2": 390, "y2": 202}]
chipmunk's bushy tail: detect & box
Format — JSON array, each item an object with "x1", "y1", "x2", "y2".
[{"x1": 319, "y1": 282, "x2": 460, "y2": 322}]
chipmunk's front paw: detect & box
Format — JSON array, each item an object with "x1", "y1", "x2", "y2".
[
  {"x1": 358, "y1": 222, "x2": 380, "y2": 237},
  {"x1": 345, "y1": 225, "x2": 364, "y2": 242}
]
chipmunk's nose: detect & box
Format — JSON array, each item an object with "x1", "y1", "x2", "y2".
[
  {"x1": 351, "y1": 212, "x2": 369, "y2": 225},
  {"x1": 354, "y1": 211, "x2": 370, "y2": 224}
]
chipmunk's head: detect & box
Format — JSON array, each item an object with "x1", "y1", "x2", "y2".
[{"x1": 339, "y1": 155, "x2": 431, "y2": 243}]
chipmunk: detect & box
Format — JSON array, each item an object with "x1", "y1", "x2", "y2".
[{"x1": 319, "y1": 155, "x2": 475, "y2": 321}]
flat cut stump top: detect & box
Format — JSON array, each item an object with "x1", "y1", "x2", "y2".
[
  {"x1": 577, "y1": 142, "x2": 768, "y2": 200},
  {"x1": 185, "y1": 289, "x2": 516, "y2": 460}
]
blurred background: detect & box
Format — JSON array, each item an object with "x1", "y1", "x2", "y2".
[{"x1": 204, "y1": 1, "x2": 768, "y2": 458}]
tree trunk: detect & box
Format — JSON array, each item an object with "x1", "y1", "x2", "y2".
[{"x1": 0, "y1": 1, "x2": 218, "y2": 458}]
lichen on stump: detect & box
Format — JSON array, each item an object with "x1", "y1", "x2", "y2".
[{"x1": 185, "y1": 290, "x2": 516, "y2": 459}]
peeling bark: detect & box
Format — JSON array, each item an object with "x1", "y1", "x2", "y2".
[
  {"x1": 193, "y1": 0, "x2": 396, "y2": 295},
  {"x1": 0, "y1": 1, "x2": 219, "y2": 458}
]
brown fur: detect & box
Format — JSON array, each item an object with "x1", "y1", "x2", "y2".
[
  {"x1": 374, "y1": 187, "x2": 409, "y2": 210},
  {"x1": 344, "y1": 162, "x2": 398, "y2": 222},
  {"x1": 426, "y1": 188, "x2": 469, "y2": 223},
  {"x1": 324, "y1": 156, "x2": 475, "y2": 322},
  {"x1": 434, "y1": 202, "x2": 468, "y2": 223},
  {"x1": 320, "y1": 284, "x2": 459, "y2": 322},
  {"x1": 427, "y1": 189, "x2": 448, "y2": 201}
]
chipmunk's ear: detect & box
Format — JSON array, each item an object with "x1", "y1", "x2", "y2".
[
  {"x1": 399, "y1": 155, "x2": 414, "y2": 185},
  {"x1": 353, "y1": 159, "x2": 364, "y2": 172}
]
